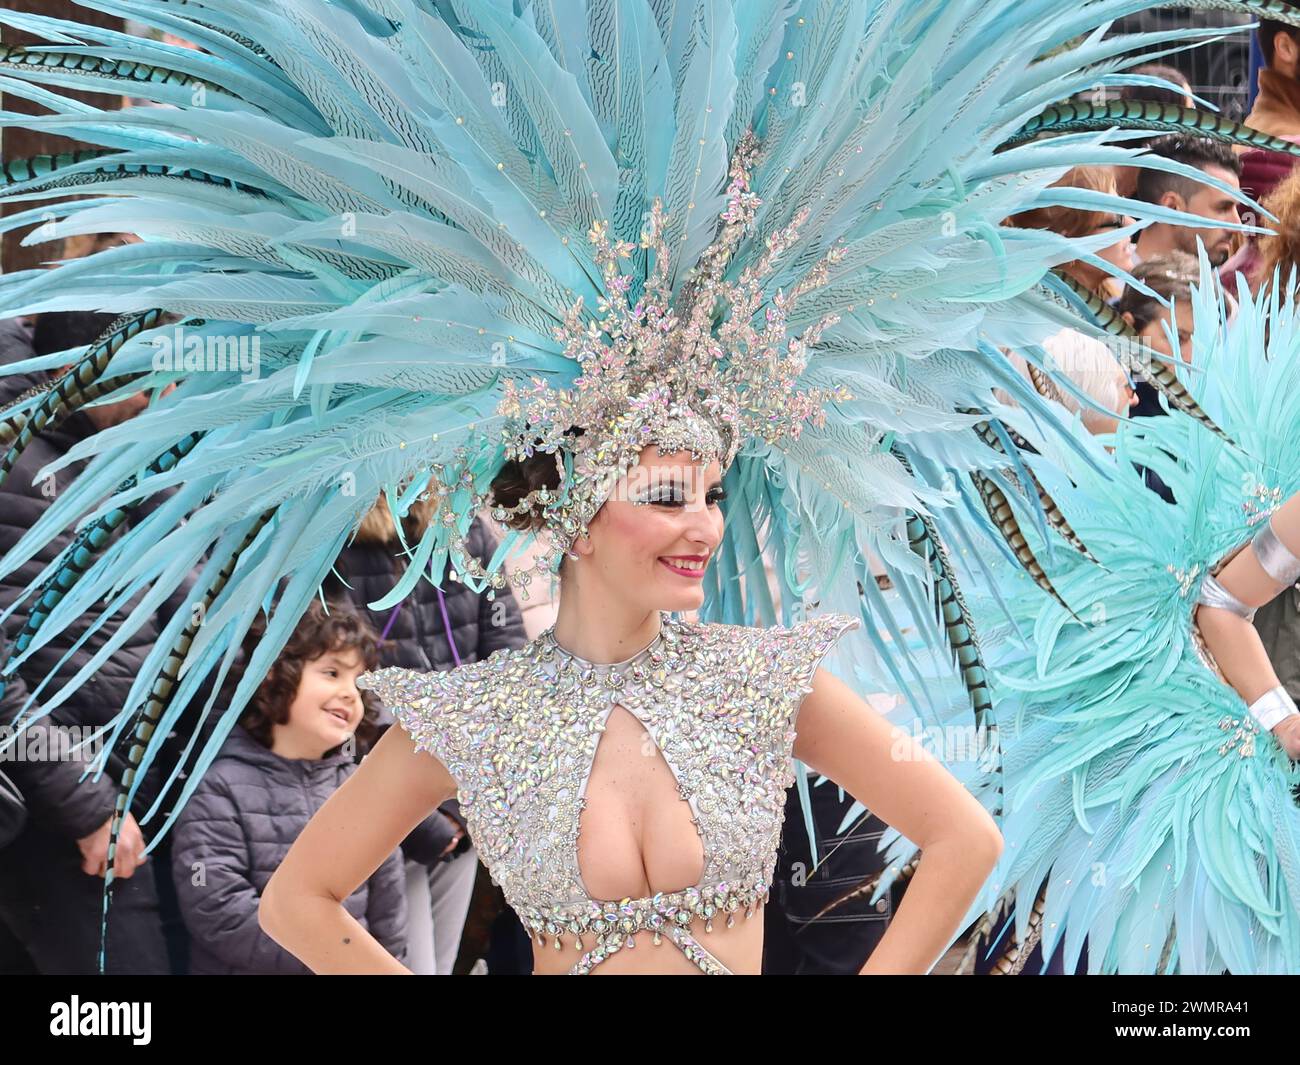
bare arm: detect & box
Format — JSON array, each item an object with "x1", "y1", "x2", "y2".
[
  {"x1": 259, "y1": 723, "x2": 456, "y2": 974},
  {"x1": 1195, "y1": 492, "x2": 1300, "y2": 758},
  {"x1": 793, "y1": 669, "x2": 1002, "y2": 975}
]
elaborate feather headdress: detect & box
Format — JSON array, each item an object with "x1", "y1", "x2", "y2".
[{"x1": 473, "y1": 129, "x2": 849, "y2": 589}]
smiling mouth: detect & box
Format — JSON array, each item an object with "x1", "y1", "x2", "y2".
[
  {"x1": 659, "y1": 556, "x2": 707, "y2": 578},
  {"x1": 324, "y1": 708, "x2": 350, "y2": 726}
]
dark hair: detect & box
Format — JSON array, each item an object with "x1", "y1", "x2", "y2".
[
  {"x1": 238, "y1": 600, "x2": 383, "y2": 753},
  {"x1": 1117, "y1": 63, "x2": 1192, "y2": 108},
  {"x1": 1133, "y1": 135, "x2": 1242, "y2": 206},
  {"x1": 1116, "y1": 251, "x2": 1199, "y2": 331},
  {"x1": 30, "y1": 311, "x2": 118, "y2": 359},
  {"x1": 487, "y1": 428, "x2": 583, "y2": 533},
  {"x1": 1261, "y1": 13, "x2": 1300, "y2": 67}
]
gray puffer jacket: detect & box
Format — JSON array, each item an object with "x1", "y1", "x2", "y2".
[{"x1": 171, "y1": 723, "x2": 407, "y2": 974}]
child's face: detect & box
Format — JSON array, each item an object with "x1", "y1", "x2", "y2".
[{"x1": 273, "y1": 647, "x2": 367, "y2": 757}]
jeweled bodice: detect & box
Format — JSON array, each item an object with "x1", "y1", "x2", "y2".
[{"x1": 359, "y1": 611, "x2": 858, "y2": 972}]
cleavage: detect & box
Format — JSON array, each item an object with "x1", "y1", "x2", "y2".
[{"x1": 575, "y1": 703, "x2": 706, "y2": 902}]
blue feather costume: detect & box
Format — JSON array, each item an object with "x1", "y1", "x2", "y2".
[
  {"x1": 870, "y1": 261, "x2": 1300, "y2": 973},
  {"x1": 0, "y1": 0, "x2": 1297, "y2": 972}
]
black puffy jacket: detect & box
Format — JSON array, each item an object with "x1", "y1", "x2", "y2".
[
  {"x1": 325, "y1": 508, "x2": 528, "y2": 858},
  {"x1": 328, "y1": 511, "x2": 527, "y2": 674},
  {"x1": 170, "y1": 723, "x2": 407, "y2": 975},
  {"x1": 0, "y1": 319, "x2": 184, "y2": 829},
  {"x1": 0, "y1": 618, "x2": 115, "y2": 843}
]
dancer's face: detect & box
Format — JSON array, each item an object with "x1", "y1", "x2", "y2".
[{"x1": 576, "y1": 445, "x2": 725, "y2": 613}]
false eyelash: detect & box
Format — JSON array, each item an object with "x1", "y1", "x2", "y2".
[{"x1": 636, "y1": 489, "x2": 727, "y2": 506}]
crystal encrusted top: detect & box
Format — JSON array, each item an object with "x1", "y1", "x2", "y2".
[{"x1": 359, "y1": 612, "x2": 859, "y2": 953}]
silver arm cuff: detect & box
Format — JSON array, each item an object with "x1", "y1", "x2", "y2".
[
  {"x1": 1196, "y1": 573, "x2": 1257, "y2": 621},
  {"x1": 1247, "y1": 685, "x2": 1300, "y2": 732},
  {"x1": 1251, "y1": 518, "x2": 1300, "y2": 588}
]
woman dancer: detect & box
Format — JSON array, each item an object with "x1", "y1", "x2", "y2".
[{"x1": 262, "y1": 434, "x2": 1002, "y2": 973}]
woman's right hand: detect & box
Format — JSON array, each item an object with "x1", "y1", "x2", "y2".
[{"x1": 260, "y1": 723, "x2": 456, "y2": 974}]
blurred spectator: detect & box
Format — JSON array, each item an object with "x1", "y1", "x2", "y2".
[
  {"x1": 1012, "y1": 165, "x2": 1136, "y2": 301},
  {"x1": 1219, "y1": 155, "x2": 1300, "y2": 296},
  {"x1": 1219, "y1": 133, "x2": 1300, "y2": 299},
  {"x1": 1003, "y1": 166, "x2": 1138, "y2": 435},
  {"x1": 1214, "y1": 17, "x2": 1300, "y2": 290},
  {"x1": 1252, "y1": 162, "x2": 1300, "y2": 296},
  {"x1": 1236, "y1": 134, "x2": 1300, "y2": 208},
  {"x1": 0, "y1": 312, "x2": 176, "y2": 974},
  {"x1": 1131, "y1": 136, "x2": 1243, "y2": 267},
  {"x1": 0, "y1": 619, "x2": 158, "y2": 974},
  {"x1": 1220, "y1": 9, "x2": 1300, "y2": 287},
  {"x1": 1118, "y1": 251, "x2": 1201, "y2": 504},
  {"x1": 1118, "y1": 250, "x2": 1200, "y2": 375},
  {"x1": 1117, "y1": 63, "x2": 1195, "y2": 109},
  {"x1": 170, "y1": 601, "x2": 407, "y2": 974},
  {"x1": 325, "y1": 496, "x2": 527, "y2": 974},
  {"x1": 1247, "y1": 12, "x2": 1300, "y2": 140},
  {"x1": 1115, "y1": 64, "x2": 1196, "y2": 199}
]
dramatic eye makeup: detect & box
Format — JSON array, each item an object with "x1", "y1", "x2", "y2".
[{"x1": 632, "y1": 481, "x2": 727, "y2": 506}]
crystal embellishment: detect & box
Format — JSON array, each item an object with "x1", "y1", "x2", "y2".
[{"x1": 358, "y1": 611, "x2": 860, "y2": 973}]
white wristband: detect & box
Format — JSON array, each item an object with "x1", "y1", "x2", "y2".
[
  {"x1": 1246, "y1": 685, "x2": 1300, "y2": 732},
  {"x1": 1252, "y1": 518, "x2": 1300, "y2": 588}
]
